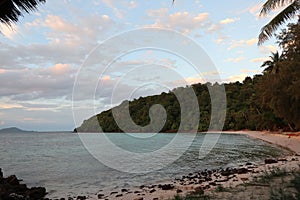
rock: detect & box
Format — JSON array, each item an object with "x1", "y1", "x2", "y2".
[
  {"x1": 97, "y1": 193, "x2": 104, "y2": 198},
  {"x1": 110, "y1": 191, "x2": 118, "y2": 195},
  {"x1": 153, "y1": 198, "x2": 159, "y2": 200},
  {"x1": 0, "y1": 168, "x2": 3, "y2": 178},
  {"x1": 76, "y1": 196, "x2": 87, "y2": 200},
  {"x1": 139, "y1": 185, "x2": 145, "y2": 189},
  {"x1": 60, "y1": 198, "x2": 65, "y2": 200},
  {"x1": 134, "y1": 191, "x2": 141, "y2": 194},
  {"x1": 115, "y1": 194, "x2": 123, "y2": 197},
  {"x1": 237, "y1": 168, "x2": 248, "y2": 174},
  {"x1": 25, "y1": 187, "x2": 47, "y2": 200},
  {"x1": 209, "y1": 182, "x2": 217, "y2": 186},
  {"x1": 158, "y1": 184, "x2": 174, "y2": 190},
  {"x1": 133, "y1": 198, "x2": 143, "y2": 200},
  {"x1": 6, "y1": 175, "x2": 20, "y2": 185},
  {"x1": 176, "y1": 189, "x2": 182, "y2": 193},
  {"x1": 121, "y1": 189, "x2": 128, "y2": 192},
  {"x1": 8, "y1": 193, "x2": 26, "y2": 200},
  {"x1": 265, "y1": 158, "x2": 278, "y2": 164},
  {"x1": 149, "y1": 189, "x2": 156, "y2": 193}
]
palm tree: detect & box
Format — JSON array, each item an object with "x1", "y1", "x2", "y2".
[
  {"x1": 0, "y1": 0, "x2": 45, "y2": 26},
  {"x1": 258, "y1": 0, "x2": 300, "y2": 45},
  {"x1": 261, "y1": 51, "x2": 282, "y2": 74}
]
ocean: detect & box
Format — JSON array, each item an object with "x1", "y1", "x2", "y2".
[{"x1": 0, "y1": 132, "x2": 288, "y2": 198}]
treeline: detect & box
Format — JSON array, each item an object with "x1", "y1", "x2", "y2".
[{"x1": 76, "y1": 19, "x2": 300, "y2": 133}]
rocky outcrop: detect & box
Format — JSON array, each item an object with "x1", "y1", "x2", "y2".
[{"x1": 0, "y1": 168, "x2": 47, "y2": 200}]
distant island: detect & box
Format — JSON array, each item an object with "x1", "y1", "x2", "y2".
[{"x1": 0, "y1": 127, "x2": 34, "y2": 133}]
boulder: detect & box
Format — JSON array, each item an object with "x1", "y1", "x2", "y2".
[{"x1": 265, "y1": 158, "x2": 278, "y2": 164}]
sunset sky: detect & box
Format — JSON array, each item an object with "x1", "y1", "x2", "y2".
[{"x1": 0, "y1": 0, "x2": 283, "y2": 131}]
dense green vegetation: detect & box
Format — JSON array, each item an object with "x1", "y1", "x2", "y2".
[{"x1": 76, "y1": 19, "x2": 300, "y2": 133}]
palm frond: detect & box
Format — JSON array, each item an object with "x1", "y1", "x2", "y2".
[
  {"x1": 0, "y1": 0, "x2": 45, "y2": 26},
  {"x1": 260, "y1": 0, "x2": 295, "y2": 16},
  {"x1": 258, "y1": 1, "x2": 300, "y2": 45}
]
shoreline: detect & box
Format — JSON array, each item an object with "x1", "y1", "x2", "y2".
[
  {"x1": 220, "y1": 131, "x2": 300, "y2": 154},
  {"x1": 84, "y1": 131, "x2": 300, "y2": 200}
]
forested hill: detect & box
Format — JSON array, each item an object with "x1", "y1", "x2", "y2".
[
  {"x1": 75, "y1": 76, "x2": 289, "y2": 133},
  {"x1": 75, "y1": 19, "x2": 300, "y2": 133}
]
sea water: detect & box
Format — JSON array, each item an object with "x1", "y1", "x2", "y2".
[{"x1": 0, "y1": 132, "x2": 289, "y2": 198}]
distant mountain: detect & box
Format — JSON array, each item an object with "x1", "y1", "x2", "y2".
[{"x1": 0, "y1": 127, "x2": 33, "y2": 133}]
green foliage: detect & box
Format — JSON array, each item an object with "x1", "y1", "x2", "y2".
[
  {"x1": 253, "y1": 167, "x2": 288, "y2": 184},
  {"x1": 76, "y1": 20, "x2": 299, "y2": 133},
  {"x1": 256, "y1": 19, "x2": 300, "y2": 130}
]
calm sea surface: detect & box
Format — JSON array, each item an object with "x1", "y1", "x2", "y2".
[{"x1": 0, "y1": 132, "x2": 289, "y2": 198}]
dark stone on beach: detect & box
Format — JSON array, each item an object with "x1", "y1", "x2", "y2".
[
  {"x1": 8, "y1": 193, "x2": 26, "y2": 200},
  {"x1": 26, "y1": 187, "x2": 47, "y2": 199},
  {"x1": 76, "y1": 196, "x2": 86, "y2": 200},
  {"x1": 134, "y1": 191, "x2": 141, "y2": 194},
  {"x1": 176, "y1": 189, "x2": 182, "y2": 193},
  {"x1": 121, "y1": 189, "x2": 128, "y2": 192},
  {"x1": 153, "y1": 198, "x2": 159, "y2": 200},
  {"x1": 110, "y1": 191, "x2": 118, "y2": 195},
  {"x1": 133, "y1": 197, "x2": 143, "y2": 200},
  {"x1": 265, "y1": 158, "x2": 278, "y2": 164},
  {"x1": 60, "y1": 198, "x2": 65, "y2": 200},
  {"x1": 204, "y1": 177, "x2": 212, "y2": 182},
  {"x1": 158, "y1": 184, "x2": 174, "y2": 190},
  {"x1": 6, "y1": 175, "x2": 20, "y2": 185},
  {"x1": 97, "y1": 193, "x2": 104, "y2": 198},
  {"x1": 210, "y1": 182, "x2": 217, "y2": 186},
  {"x1": 0, "y1": 168, "x2": 3, "y2": 178},
  {"x1": 0, "y1": 170, "x2": 47, "y2": 200},
  {"x1": 237, "y1": 168, "x2": 248, "y2": 174},
  {"x1": 115, "y1": 194, "x2": 123, "y2": 197},
  {"x1": 139, "y1": 185, "x2": 145, "y2": 189},
  {"x1": 149, "y1": 189, "x2": 156, "y2": 193}
]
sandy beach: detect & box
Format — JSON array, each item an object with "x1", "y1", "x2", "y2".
[{"x1": 89, "y1": 131, "x2": 300, "y2": 200}]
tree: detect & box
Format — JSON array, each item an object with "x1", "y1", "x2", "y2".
[
  {"x1": 257, "y1": 20, "x2": 300, "y2": 130},
  {"x1": 261, "y1": 51, "x2": 282, "y2": 74},
  {"x1": 0, "y1": 0, "x2": 45, "y2": 26},
  {"x1": 258, "y1": 0, "x2": 300, "y2": 45}
]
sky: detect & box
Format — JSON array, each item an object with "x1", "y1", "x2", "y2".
[{"x1": 0, "y1": 0, "x2": 284, "y2": 131}]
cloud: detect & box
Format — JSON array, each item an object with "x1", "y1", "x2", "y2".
[
  {"x1": 0, "y1": 24, "x2": 19, "y2": 40},
  {"x1": 225, "y1": 57, "x2": 245, "y2": 63},
  {"x1": 49, "y1": 63, "x2": 72, "y2": 75},
  {"x1": 249, "y1": 3, "x2": 263, "y2": 18},
  {"x1": 44, "y1": 15, "x2": 77, "y2": 33},
  {"x1": 227, "y1": 73, "x2": 248, "y2": 82},
  {"x1": 102, "y1": 0, "x2": 137, "y2": 18},
  {"x1": 240, "y1": 69, "x2": 260, "y2": 73},
  {"x1": 0, "y1": 102, "x2": 23, "y2": 109},
  {"x1": 145, "y1": 11, "x2": 211, "y2": 34},
  {"x1": 250, "y1": 57, "x2": 268, "y2": 63},
  {"x1": 220, "y1": 18, "x2": 239, "y2": 25},
  {"x1": 259, "y1": 45, "x2": 277, "y2": 54},
  {"x1": 228, "y1": 38, "x2": 258, "y2": 50}
]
